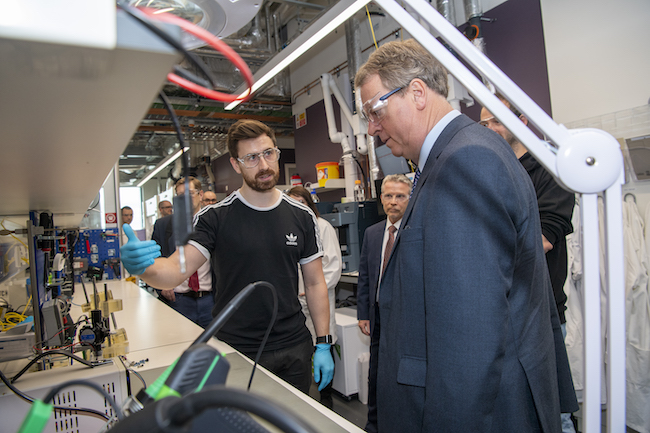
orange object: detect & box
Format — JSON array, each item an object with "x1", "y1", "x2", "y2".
[{"x1": 315, "y1": 162, "x2": 340, "y2": 187}]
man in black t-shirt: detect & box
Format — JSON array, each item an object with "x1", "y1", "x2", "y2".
[{"x1": 121, "y1": 120, "x2": 334, "y2": 395}]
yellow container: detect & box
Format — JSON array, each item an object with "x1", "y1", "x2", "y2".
[{"x1": 315, "y1": 162, "x2": 340, "y2": 187}]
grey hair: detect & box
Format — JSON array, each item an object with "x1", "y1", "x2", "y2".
[
  {"x1": 355, "y1": 39, "x2": 448, "y2": 98},
  {"x1": 381, "y1": 173, "x2": 413, "y2": 192}
]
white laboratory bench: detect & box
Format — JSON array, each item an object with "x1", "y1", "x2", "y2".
[{"x1": 0, "y1": 280, "x2": 364, "y2": 433}]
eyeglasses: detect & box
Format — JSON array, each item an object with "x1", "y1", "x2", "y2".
[
  {"x1": 382, "y1": 193, "x2": 408, "y2": 202},
  {"x1": 361, "y1": 87, "x2": 402, "y2": 124},
  {"x1": 160, "y1": 205, "x2": 172, "y2": 209},
  {"x1": 237, "y1": 148, "x2": 281, "y2": 169},
  {"x1": 202, "y1": 198, "x2": 218, "y2": 204}
]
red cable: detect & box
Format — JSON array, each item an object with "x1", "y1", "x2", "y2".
[{"x1": 138, "y1": 7, "x2": 254, "y2": 103}]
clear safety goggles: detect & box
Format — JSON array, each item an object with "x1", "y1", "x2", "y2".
[
  {"x1": 237, "y1": 147, "x2": 281, "y2": 169},
  {"x1": 360, "y1": 87, "x2": 402, "y2": 124}
]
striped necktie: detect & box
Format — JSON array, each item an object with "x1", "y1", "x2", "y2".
[
  {"x1": 410, "y1": 167, "x2": 421, "y2": 197},
  {"x1": 382, "y1": 225, "x2": 397, "y2": 274}
]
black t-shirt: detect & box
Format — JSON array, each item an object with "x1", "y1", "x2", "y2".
[
  {"x1": 189, "y1": 191, "x2": 323, "y2": 352},
  {"x1": 519, "y1": 153, "x2": 575, "y2": 323}
]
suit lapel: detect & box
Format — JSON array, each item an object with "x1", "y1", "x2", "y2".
[{"x1": 396, "y1": 114, "x2": 474, "y2": 238}]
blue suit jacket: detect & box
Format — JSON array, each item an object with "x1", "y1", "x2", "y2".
[
  {"x1": 377, "y1": 115, "x2": 577, "y2": 432},
  {"x1": 151, "y1": 214, "x2": 175, "y2": 258},
  {"x1": 356, "y1": 221, "x2": 385, "y2": 330}
]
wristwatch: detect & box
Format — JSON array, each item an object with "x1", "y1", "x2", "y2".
[{"x1": 316, "y1": 335, "x2": 333, "y2": 344}]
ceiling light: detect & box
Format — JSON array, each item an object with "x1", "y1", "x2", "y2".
[
  {"x1": 224, "y1": 0, "x2": 371, "y2": 110},
  {"x1": 136, "y1": 146, "x2": 189, "y2": 187}
]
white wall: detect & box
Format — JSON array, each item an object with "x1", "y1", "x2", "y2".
[{"x1": 541, "y1": 0, "x2": 650, "y2": 124}]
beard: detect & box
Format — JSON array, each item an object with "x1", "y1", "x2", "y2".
[
  {"x1": 502, "y1": 129, "x2": 519, "y2": 148},
  {"x1": 243, "y1": 167, "x2": 280, "y2": 192}
]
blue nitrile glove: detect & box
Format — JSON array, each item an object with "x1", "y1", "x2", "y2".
[
  {"x1": 120, "y1": 224, "x2": 161, "y2": 275},
  {"x1": 313, "y1": 343, "x2": 334, "y2": 391}
]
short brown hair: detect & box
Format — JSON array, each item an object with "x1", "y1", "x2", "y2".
[
  {"x1": 288, "y1": 186, "x2": 319, "y2": 217},
  {"x1": 355, "y1": 39, "x2": 448, "y2": 98},
  {"x1": 175, "y1": 176, "x2": 202, "y2": 194},
  {"x1": 226, "y1": 119, "x2": 277, "y2": 158},
  {"x1": 494, "y1": 92, "x2": 522, "y2": 117}
]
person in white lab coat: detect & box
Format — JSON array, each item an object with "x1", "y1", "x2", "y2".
[
  {"x1": 624, "y1": 196, "x2": 650, "y2": 433},
  {"x1": 288, "y1": 186, "x2": 342, "y2": 408}
]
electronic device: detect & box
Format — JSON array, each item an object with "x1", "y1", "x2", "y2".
[{"x1": 321, "y1": 201, "x2": 382, "y2": 272}]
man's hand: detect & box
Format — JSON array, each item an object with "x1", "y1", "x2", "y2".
[
  {"x1": 161, "y1": 289, "x2": 176, "y2": 302},
  {"x1": 313, "y1": 343, "x2": 334, "y2": 391},
  {"x1": 120, "y1": 224, "x2": 161, "y2": 275},
  {"x1": 358, "y1": 320, "x2": 370, "y2": 336},
  {"x1": 542, "y1": 234, "x2": 554, "y2": 253}
]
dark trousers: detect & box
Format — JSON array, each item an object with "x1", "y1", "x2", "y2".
[
  {"x1": 366, "y1": 304, "x2": 380, "y2": 433},
  {"x1": 242, "y1": 337, "x2": 313, "y2": 394},
  {"x1": 170, "y1": 292, "x2": 215, "y2": 328}
]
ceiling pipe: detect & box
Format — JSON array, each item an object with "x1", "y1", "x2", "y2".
[
  {"x1": 463, "y1": 0, "x2": 485, "y2": 53},
  {"x1": 345, "y1": 15, "x2": 379, "y2": 198},
  {"x1": 220, "y1": 13, "x2": 267, "y2": 50},
  {"x1": 436, "y1": 0, "x2": 457, "y2": 26},
  {"x1": 272, "y1": 0, "x2": 325, "y2": 10}
]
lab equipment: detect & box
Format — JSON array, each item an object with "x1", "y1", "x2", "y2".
[{"x1": 321, "y1": 202, "x2": 382, "y2": 272}]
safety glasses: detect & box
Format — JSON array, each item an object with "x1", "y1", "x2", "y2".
[{"x1": 361, "y1": 87, "x2": 402, "y2": 124}]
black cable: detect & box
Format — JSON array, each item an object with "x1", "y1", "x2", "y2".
[
  {"x1": 158, "y1": 90, "x2": 188, "y2": 164},
  {"x1": 11, "y1": 350, "x2": 97, "y2": 383},
  {"x1": 0, "y1": 368, "x2": 110, "y2": 421},
  {"x1": 247, "y1": 282, "x2": 278, "y2": 391},
  {"x1": 117, "y1": 355, "x2": 147, "y2": 391},
  {"x1": 166, "y1": 386, "x2": 319, "y2": 433},
  {"x1": 116, "y1": 2, "x2": 220, "y2": 90},
  {"x1": 189, "y1": 282, "x2": 278, "y2": 391},
  {"x1": 353, "y1": 156, "x2": 367, "y2": 185},
  {"x1": 173, "y1": 65, "x2": 212, "y2": 89},
  {"x1": 75, "y1": 315, "x2": 90, "y2": 326},
  {"x1": 129, "y1": 368, "x2": 147, "y2": 390},
  {"x1": 43, "y1": 379, "x2": 124, "y2": 420}
]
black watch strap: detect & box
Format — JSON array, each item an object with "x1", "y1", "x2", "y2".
[{"x1": 316, "y1": 335, "x2": 333, "y2": 344}]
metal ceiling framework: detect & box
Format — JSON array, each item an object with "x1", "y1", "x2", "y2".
[{"x1": 120, "y1": 0, "x2": 331, "y2": 186}]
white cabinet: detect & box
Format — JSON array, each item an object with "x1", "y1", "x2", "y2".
[{"x1": 332, "y1": 306, "x2": 370, "y2": 397}]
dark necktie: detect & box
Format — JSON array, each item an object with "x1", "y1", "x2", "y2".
[
  {"x1": 188, "y1": 272, "x2": 200, "y2": 292},
  {"x1": 410, "y1": 167, "x2": 421, "y2": 197},
  {"x1": 382, "y1": 225, "x2": 397, "y2": 274}
]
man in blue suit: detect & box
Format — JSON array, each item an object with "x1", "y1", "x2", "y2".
[
  {"x1": 354, "y1": 39, "x2": 577, "y2": 432},
  {"x1": 357, "y1": 174, "x2": 412, "y2": 433}
]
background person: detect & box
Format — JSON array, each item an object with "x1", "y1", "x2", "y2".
[
  {"x1": 356, "y1": 173, "x2": 411, "y2": 432},
  {"x1": 154, "y1": 177, "x2": 214, "y2": 328},
  {"x1": 158, "y1": 200, "x2": 173, "y2": 217},
  {"x1": 201, "y1": 191, "x2": 218, "y2": 207},
  {"x1": 288, "y1": 186, "x2": 342, "y2": 409},
  {"x1": 480, "y1": 95, "x2": 576, "y2": 432}
]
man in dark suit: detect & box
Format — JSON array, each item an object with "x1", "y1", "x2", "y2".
[
  {"x1": 357, "y1": 173, "x2": 412, "y2": 433},
  {"x1": 354, "y1": 39, "x2": 577, "y2": 432}
]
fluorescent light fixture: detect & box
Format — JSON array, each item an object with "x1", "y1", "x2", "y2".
[
  {"x1": 225, "y1": 0, "x2": 371, "y2": 110},
  {"x1": 136, "y1": 146, "x2": 189, "y2": 187}
]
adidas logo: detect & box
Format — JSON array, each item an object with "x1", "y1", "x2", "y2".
[{"x1": 285, "y1": 233, "x2": 298, "y2": 246}]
